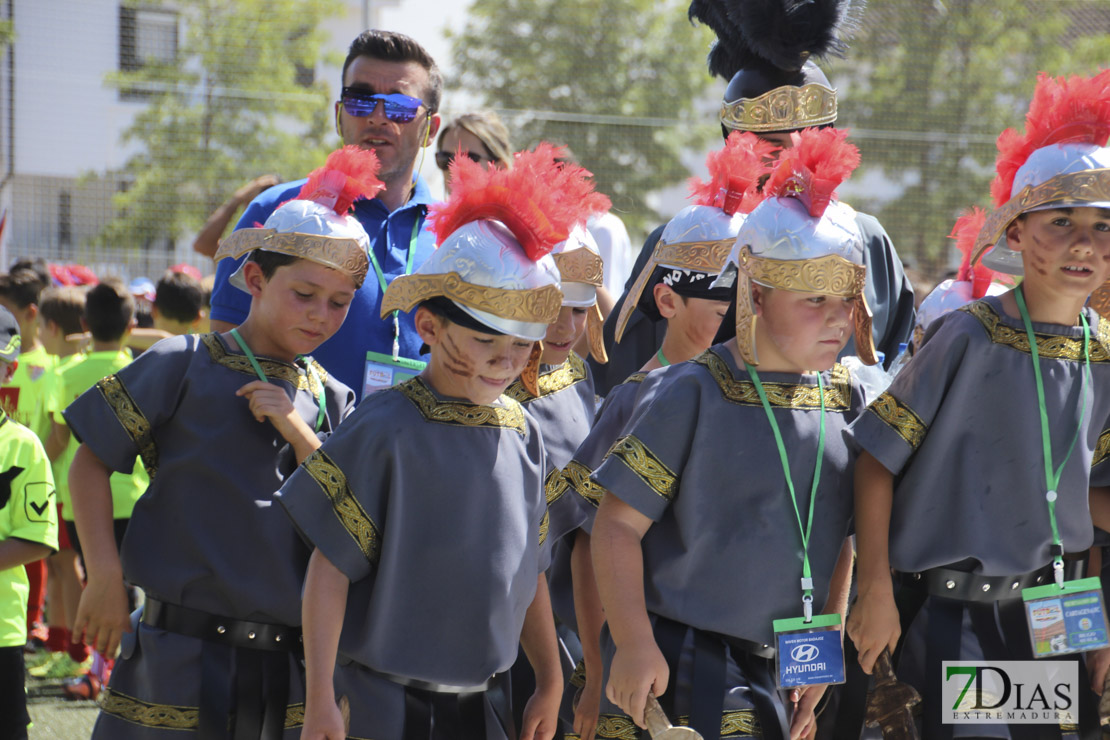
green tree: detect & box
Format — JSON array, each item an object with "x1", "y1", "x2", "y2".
[
  {"x1": 98, "y1": 0, "x2": 341, "y2": 250},
  {"x1": 450, "y1": 0, "x2": 718, "y2": 236},
  {"x1": 838, "y1": 1, "x2": 1109, "y2": 276}
]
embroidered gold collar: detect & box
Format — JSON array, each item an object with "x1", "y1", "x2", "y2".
[
  {"x1": 504, "y1": 353, "x2": 588, "y2": 403},
  {"x1": 694, "y1": 349, "x2": 852, "y2": 410},
  {"x1": 201, "y1": 333, "x2": 329, "y2": 394},
  {"x1": 397, "y1": 376, "x2": 526, "y2": 434},
  {"x1": 961, "y1": 301, "x2": 1110, "y2": 362}
]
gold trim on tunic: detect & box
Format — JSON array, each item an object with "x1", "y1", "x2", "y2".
[
  {"x1": 868, "y1": 391, "x2": 927, "y2": 451},
  {"x1": 303, "y1": 449, "x2": 382, "y2": 566},
  {"x1": 614, "y1": 238, "x2": 735, "y2": 343},
  {"x1": 593, "y1": 710, "x2": 760, "y2": 739},
  {"x1": 215, "y1": 228, "x2": 369, "y2": 287},
  {"x1": 397, "y1": 377, "x2": 527, "y2": 434},
  {"x1": 563, "y1": 459, "x2": 609, "y2": 508},
  {"x1": 962, "y1": 301, "x2": 1110, "y2": 362},
  {"x1": 738, "y1": 246, "x2": 866, "y2": 297},
  {"x1": 1092, "y1": 430, "x2": 1110, "y2": 469},
  {"x1": 539, "y1": 508, "x2": 550, "y2": 545},
  {"x1": 694, "y1": 351, "x2": 853, "y2": 411},
  {"x1": 545, "y1": 467, "x2": 569, "y2": 506},
  {"x1": 99, "y1": 688, "x2": 305, "y2": 729},
  {"x1": 381, "y1": 272, "x2": 563, "y2": 325},
  {"x1": 606, "y1": 435, "x2": 678, "y2": 502},
  {"x1": 721, "y1": 82, "x2": 837, "y2": 133},
  {"x1": 554, "y1": 248, "x2": 605, "y2": 286},
  {"x1": 96, "y1": 375, "x2": 158, "y2": 477},
  {"x1": 504, "y1": 353, "x2": 588, "y2": 402},
  {"x1": 201, "y1": 333, "x2": 328, "y2": 395},
  {"x1": 973, "y1": 168, "x2": 1110, "y2": 262}
]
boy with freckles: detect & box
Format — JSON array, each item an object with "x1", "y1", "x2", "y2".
[
  {"x1": 847, "y1": 70, "x2": 1110, "y2": 738},
  {"x1": 278, "y1": 145, "x2": 605, "y2": 740}
]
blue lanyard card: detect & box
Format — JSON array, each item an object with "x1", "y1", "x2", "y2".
[
  {"x1": 773, "y1": 614, "x2": 846, "y2": 688},
  {"x1": 364, "y1": 350, "x2": 426, "y2": 397},
  {"x1": 1022, "y1": 577, "x2": 1110, "y2": 658}
]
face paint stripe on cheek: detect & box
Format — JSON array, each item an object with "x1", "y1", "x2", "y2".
[{"x1": 441, "y1": 333, "x2": 476, "y2": 378}]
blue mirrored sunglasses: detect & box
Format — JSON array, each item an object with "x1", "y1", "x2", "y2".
[{"x1": 339, "y1": 87, "x2": 424, "y2": 123}]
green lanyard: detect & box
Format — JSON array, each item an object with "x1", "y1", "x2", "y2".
[
  {"x1": 368, "y1": 217, "x2": 422, "y2": 361},
  {"x1": 229, "y1": 328, "x2": 326, "y2": 432},
  {"x1": 747, "y1": 363, "x2": 826, "y2": 622},
  {"x1": 655, "y1": 348, "x2": 671, "y2": 367},
  {"x1": 1014, "y1": 286, "x2": 1091, "y2": 588}
]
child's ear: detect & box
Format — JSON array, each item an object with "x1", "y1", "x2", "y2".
[
  {"x1": 653, "y1": 284, "x2": 679, "y2": 319},
  {"x1": 750, "y1": 283, "x2": 766, "y2": 317},
  {"x1": 241, "y1": 261, "x2": 267, "y2": 298},
  {"x1": 413, "y1": 306, "x2": 443, "y2": 347},
  {"x1": 1005, "y1": 218, "x2": 1026, "y2": 252}
]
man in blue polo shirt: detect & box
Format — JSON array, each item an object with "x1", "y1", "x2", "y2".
[{"x1": 210, "y1": 30, "x2": 443, "y2": 401}]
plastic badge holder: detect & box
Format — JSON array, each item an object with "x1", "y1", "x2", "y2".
[
  {"x1": 773, "y1": 614, "x2": 846, "y2": 688},
  {"x1": 364, "y1": 350, "x2": 426, "y2": 396},
  {"x1": 1023, "y1": 576, "x2": 1110, "y2": 658}
]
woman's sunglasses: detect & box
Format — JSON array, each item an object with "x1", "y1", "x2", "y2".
[
  {"x1": 435, "y1": 150, "x2": 489, "y2": 171},
  {"x1": 339, "y1": 87, "x2": 424, "y2": 123}
]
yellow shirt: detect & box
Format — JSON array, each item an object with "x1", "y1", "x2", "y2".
[{"x1": 0, "y1": 344, "x2": 56, "y2": 443}]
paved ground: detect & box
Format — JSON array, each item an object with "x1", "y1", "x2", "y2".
[{"x1": 26, "y1": 673, "x2": 99, "y2": 740}]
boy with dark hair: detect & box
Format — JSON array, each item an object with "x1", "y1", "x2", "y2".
[
  {"x1": 66, "y1": 148, "x2": 378, "y2": 738},
  {"x1": 0, "y1": 304, "x2": 57, "y2": 740},
  {"x1": 153, "y1": 269, "x2": 205, "y2": 335},
  {"x1": 281, "y1": 145, "x2": 600, "y2": 740},
  {"x1": 32, "y1": 278, "x2": 146, "y2": 686},
  {"x1": 848, "y1": 71, "x2": 1110, "y2": 737}
]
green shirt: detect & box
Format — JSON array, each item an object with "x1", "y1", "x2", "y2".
[
  {"x1": 54, "y1": 350, "x2": 148, "y2": 520},
  {"x1": 43, "y1": 353, "x2": 83, "y2": 515},
  {"x1": 0, "y1": 408, "x2": 57, "y2": 647},
  {"x1": 0, "y1": 344, "x2": 56, "y2": 443}
]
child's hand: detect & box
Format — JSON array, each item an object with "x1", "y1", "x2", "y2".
[
  {"x1": 299, "y1": 694, "x2": 346, "y2": 740},
  {"x1": 788, "y1": 684, "x2": 827, "y2": 740},
  {"x1": 73, "y1": 574, "x2": 131, "y2": 657},
  {"x1": 605, "y1": 640, "x2": 669, "y2": 729},
  {"x1": 519, "y1": 681, "x2": 562, "y2": 740},
  {"x1": 236, "y1": 381, "x2": 304, "y2": 439},
  {"x1": 845, "y1": 586, "x2": 901, "y2": 675},
  {"x1": 572, "y1": 668, "x2": 603, "y2": 740}
]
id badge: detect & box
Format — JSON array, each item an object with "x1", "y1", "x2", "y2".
[
  {"x1": 364, "y1": 351, "x2": 426, "y2": 396},
  {"x1": 772, "y1": 614, "x2": 846, "y2": 688},
  {"x1": 1022, "y1": 577, "x2": 1110, "y2": 657}
]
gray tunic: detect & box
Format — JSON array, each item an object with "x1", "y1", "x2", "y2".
[
  {"x1": 592, "y1": 345, "x2": 864, "y2": 646},
  {"x1": 848, "y1": 295, "x2": 1110, "y2": 575},
  {"x1": 62, "y1": 332, "x2": 355, "y2": 738},
  {"x1": 277, "y1": 376, "x2": 550, "y2": 689}
]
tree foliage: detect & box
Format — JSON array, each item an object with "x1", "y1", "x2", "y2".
[
  {"x1": 450, "y1": 0, "x2": 718, "y2": 236},
  {"x1": 98, "y1": 0, "x2": 341, "y2": 250},
  {"x1": 837, "y1": 0, "x2": 1110, "y2": 276}
]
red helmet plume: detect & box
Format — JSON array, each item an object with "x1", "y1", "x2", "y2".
[
  {"x1": 761, "y1": 128, "x2": 860, "y2": 218},
  {"x1": 950, "y1": 207, "x2": 1011, "y2": 298},
  {"x1": 428, "y1": 142, "x2": 611, "y2": 261},
  {"x1": 687, "y1": 131, "x2": 777, "y2": 215},
  {"x1": 296, "y1": 145, "x2": 385, "y2": 215},
  {"x1": 990, "y1": 70, "x2": 1110, "y2": 207}
]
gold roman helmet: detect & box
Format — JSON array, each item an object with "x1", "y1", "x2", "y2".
[{"x1": 551, "y1": 225, "x2": 608, "y2": 363}]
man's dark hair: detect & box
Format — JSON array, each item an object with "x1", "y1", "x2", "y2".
[
  {"x1": 0, "y1": 267, "x2": 48, "y2": 309},
  {"x1": 342, "y1": 30, "x2": 442, "y2": 114},
  {"x1": 154, "y1": 269, "x2": 204, "y2": 323},
  {"x1": 84, "y1": 277, "x2": 135, "y2": 342},
  {"x1": 39, "y1": 287, "x2": 86, "y2": 336}
]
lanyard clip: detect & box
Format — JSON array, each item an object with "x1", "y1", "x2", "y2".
[
  {"x1": 803, "y1": 594, "x2": 813, "y2": 623},
  {"x1": 392, "y1": 315, "x2": 401, "y2": 362},
  {"x1": 1053, "y1": 558, "x2": 1065, "y2": 588}
]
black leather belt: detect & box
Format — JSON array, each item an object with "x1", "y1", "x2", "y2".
[
  {"x1": 363, "y1": 662, "x2": 496, "y2": 694},
  {"x1": 894, "y1": 562, "x2": 1066, "y2": 603},
  {"x1": 142, "y1": 597, "x2": 301, "y2": 653}
]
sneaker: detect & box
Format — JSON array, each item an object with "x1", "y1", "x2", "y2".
[
  {"x1": 28, "y1": 653, "x2": 92, "y2": 680},
  {"x1": 24, "y1": 648, "x2": 62, "y2": 670},
  {"x1": 62, "y1": 673, "x2": 101, "y2": 701},
  {"x1": 24, "y1": 622, "x2": 49, "y2": 652}
]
